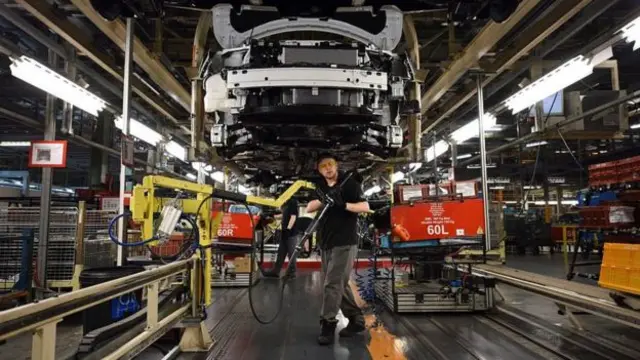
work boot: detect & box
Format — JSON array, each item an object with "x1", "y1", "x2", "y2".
[
  {"x1": 317, "y1": 319, "x2": 338, "y2": 345},
  {"x1": 339, "y1": 316, "x2": 366, "y2": 337}
]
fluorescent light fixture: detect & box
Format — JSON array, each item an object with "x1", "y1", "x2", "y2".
[
  {"x1": 192, "y1": 162, "x2": 213, "y2": 173},
  {"x1": 451, "y1": 113, "x2": 497, "y2": 144},
  {"x1": 211, "y1": 171, "x2": 225, "y2": 183},
  {"x1": 0, "y1": 141, "x2": 31, "y2": 147},
  {"x1": 115, "y1": 116, "x2": 163, "y2": 145},
  {"x1": 10, "y1": 55, "x2": 107, "y2": 116},
  {"x1": 166, "y1": 141, "x2": 187, "y2": 162},
  {"x1": 490, "y1": 186, "x2": 505, "y2": 190},
  {"x1": 525, "y1": 140, "x2": 548, "y2": 148},
  {"x1": 620, "y1": 15, "x2": 640, "y2": 51},
  {"x1": 392, "y1": 171, "x2": 405, "y2": 183},
  {"x1": 425, "y1": 140, "x2": 450, "y2": 162},
  {"x1": 505, "y1": 55, "x2": 593, "y2": 114},
  {"x1": 631, "y1": 123, "x2": 640, "y2": 129},
  {"x1": 523, "y1": 185, "x2": 541, "y2": 190},
  {"x1": 467, "y1": 164, "x2": 496, "y2": 169},
  {"x1": 186, "y1": 173, "x2": 197, "y2": 181},
  {"x1": 531, "y1": 200, "x2": 578, "y2": 206},
  {"x1": 364, "y1": 185, "x2": 381, "y2": 197},
  {"x1": 408, "y1": 162, "x2": 422, "y2": 172},
  {"x1": 239, "y1": 185, "x2": 251, "y2": 194},
  {"x1": 456, "y1": 153, "x2": 472, "y2": 160}
]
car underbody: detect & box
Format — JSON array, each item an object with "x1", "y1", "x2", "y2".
[{"x1": 202, "y1": 4, "x2": 415, "y2": 181}]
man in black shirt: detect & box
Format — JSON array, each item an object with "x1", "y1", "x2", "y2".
[
  {"x1": 264, "y1": 197, "x2": 299, "y2": 278},
  {"x1": 305, "y1": 153, "x2": 370, "y2": 345}
]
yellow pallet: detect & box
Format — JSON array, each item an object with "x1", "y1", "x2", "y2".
[{"x1": 599, "y1": 243, "x2": 640, "y2": 295}]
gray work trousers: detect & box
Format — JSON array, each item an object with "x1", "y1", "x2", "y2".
[{"x1": 320, "y1": 245, "x2": 363, "y2": 321}]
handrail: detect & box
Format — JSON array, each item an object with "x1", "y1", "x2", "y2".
[{"x1": 0, "y1": 258, "x2": 193, "y2": 341}]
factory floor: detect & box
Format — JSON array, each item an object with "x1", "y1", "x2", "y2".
[{"x1": 1, "y1": 255, "x2": 639, "y2": 359}]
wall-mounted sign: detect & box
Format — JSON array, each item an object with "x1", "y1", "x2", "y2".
[{"x1": 28, "y1": 140, "x2": 68, "y2": 168}]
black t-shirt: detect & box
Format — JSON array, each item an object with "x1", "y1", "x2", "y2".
[
  {"x1": 314, "y1": 174, "x2": 365, "y2": 249},
  {"x1": 281, "y1": 198, "x2": 299, "y2": 237}
]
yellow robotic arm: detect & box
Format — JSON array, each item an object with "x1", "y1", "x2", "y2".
[{"x1": 129, "y1": 175, "x2": 315, "y2": 305}]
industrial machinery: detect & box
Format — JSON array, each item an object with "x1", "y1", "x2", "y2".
[
  {"x1": 366, "y1": 185, "x2": 496, "y2": 313},
  {"x1": 203, "y1": 4, "x2": 414, "y2": 179}
]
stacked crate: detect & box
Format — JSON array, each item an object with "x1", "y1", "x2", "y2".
[{"x1": 599, "y1": 243, "x2": 640, "y2": 296}]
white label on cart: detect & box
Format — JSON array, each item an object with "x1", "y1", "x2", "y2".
[{"x1": 456, "y1": 229, "x2": 465, "y2": 236}]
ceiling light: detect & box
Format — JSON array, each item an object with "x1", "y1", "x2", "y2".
[
  {"x1": 525, "y1": 140, "x2": 548, "y2": 148},
  {"x1": 239, "y1": 185, "x2": 251, "y2": 194},
  {"x1": 114, "y1": 116, "x2": 163, "y2": 146},
  {"x1": 166, "y1": 141, "x2": 187, "y2": 162},
  {"x1": 630, "y1": 123, "x2": 640, "y2": 129},
  {"x1": 456, "y1": 153, "x2": 472, "y2": 160},
  {"x1": 620, "y1": 15, "x2": 640, "y2": 51},
  {"x1": 364, "y1": 185, "x2": 381, "y2": 197},
  {"x1": 192, "y1": 162, "x2": 213, "y2": 173},
  {"x1": 10, "y1": 55, "x2": 107, "y2": 116},
  {"x1": 424, "y1": 140, "x2": 450, "y2": 162},
  {"x1": 0, "y1": 141, "x2": 31, "y2": 147},
  {"x1": 392, "y1": 171, "x2": 405, "y2": 183},
  {"x1": 211, "y1": 171, "x2": 225, "y2": 183},
  {"x1": 467, "y1": 163, "x2": 497, "y2": 169},
  {"x1": 186, "y1": 173, "x2": 197, "y2": 181},
  {"x1": 408, "y1": 162, "x2": 422, "y2": 172},
  {"x1": 504, "y1": 55, "x2": 593, "y2": 114},
  {"x1": 450, "y1": 113, "x2": 497, "y2": 144},
  {"x1": 490, "y1": 186, "x2": 505, "y2": 190}
]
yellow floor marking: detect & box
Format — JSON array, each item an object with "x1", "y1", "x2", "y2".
[{"x1": 348, "y1": 281, "x2": 408, "y2": 360}]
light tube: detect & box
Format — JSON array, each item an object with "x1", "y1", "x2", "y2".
[
  {"x1": 186, "y1": 173, "x2": 197, "y2": 181},
  {"x1": 425, "y1": 140, "x2": 450, "y2": 162},
  {"x1": 392, "y1": 172, "x2": 405, "y2": 183},
  {"x1": 166, "y1": 141, "x2": 187, "y2": 162},
  {"x1": 10, "y1": 55, "x2": 107, "y2": 116},
  {"x1": 451, "y1": 113, "x2": 497, "y2": 144},
  {"x1": 364, "y1": 185, "x2": 381, "y2": 196},
  {"x1": 456, "y1": 153, "x2": 472, "y2": 160},
  {"x1": 620, "y1": 15, "x2": 640, "y2": 51},
  {"x1": 0, "y1": 141, "x2": 31, "y2": 147},
  {"x1": 211, "y1": 171, "x2": 225, "y2": 183},
  {"x1": 631, "y1": 123, "x2": 640, "y2": 129},
  {"x1": 114, "y1": 116, "x2": 163, "y2": 146},
  {"x1": 525, "y1": 140, "x2": 548, "y2": 148},
  {"x1": 505, "y1": 55, "x2": 593, "y2": 114}
]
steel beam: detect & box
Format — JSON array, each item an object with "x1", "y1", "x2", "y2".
[
  {"x1": 403, "y1": 14, "x2": 422, "y2": 162},
  {"x1": 69, "y1": 0, "x2": 190, "y2": 112},
  {"x1": 440, "y1": 0, "x2": 621, "y2": 130},
  {"x1": 11, "y1": 1, "x2": 186, "y2": 131},
  {"x1": 419, "y1": 0, "x2": 543, "y2": 114},
  {"x1": 421, "y1": 0, "x2": 594, "y2": 137}
]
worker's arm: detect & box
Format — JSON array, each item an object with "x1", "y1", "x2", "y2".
[
  {"x1": 306, "y1": 200, "x2": 322, "y2": 213},
  {"x1": 346, "y1": 201, "x2": 370, "y2": 214},
  {"x1": 287, "y1": 215, "x2": 297, "y2": 230}
]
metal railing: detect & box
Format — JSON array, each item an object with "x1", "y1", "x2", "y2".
[{"x1": 0, "y1": 259, "x2": 196, "y2": 360}]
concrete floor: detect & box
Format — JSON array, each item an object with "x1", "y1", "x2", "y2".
[{"x1": 1, "y1": 254, "x2": 639, "y2": 359}]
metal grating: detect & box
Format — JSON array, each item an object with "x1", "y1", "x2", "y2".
[
  {"x1": 83, "y1": 210, "x2": 117, "y2": 268},
  {"x1": 0, "y1": 207, "x2": 78, "y2": 282}
]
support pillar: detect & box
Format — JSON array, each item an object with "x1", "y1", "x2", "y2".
[
  {"x1": 36, "y1": 49, "x2": 58, "y2": 296},
  {"x1": 89, "y1": 111, "x2": 113, "y2": 187},
  {"x1": 476, "y1": 74, "x2": 492, "y2": 251},
  {"x1": 117, "y1": 18, "x2": 135, "y2": 266},
  {"x1": 61, "y1": 45, "x2": 76, "y2": 135}
]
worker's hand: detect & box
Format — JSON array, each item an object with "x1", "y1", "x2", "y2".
[{"x1": 326, "y1": 189, "x2": 346, "y2": 210}]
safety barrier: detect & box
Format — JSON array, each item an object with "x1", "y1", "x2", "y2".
[{"x1": 0, "y1": 259, "x2": 195, "y2": 360}]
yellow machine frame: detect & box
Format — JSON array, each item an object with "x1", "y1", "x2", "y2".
[{"x1": 130, "y1": 175, "x2": 316, "y2": 305}]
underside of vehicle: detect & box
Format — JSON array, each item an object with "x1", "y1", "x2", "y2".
[{"x1": 202, "y1": 4, "x2": 414, "y2": 179}]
